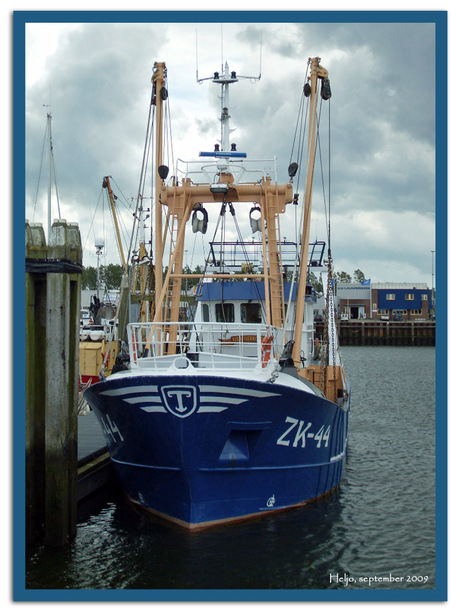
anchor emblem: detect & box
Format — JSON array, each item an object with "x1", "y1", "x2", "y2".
[{"x1": 160, "y1": 385, "x2": 198, "y2": 418}]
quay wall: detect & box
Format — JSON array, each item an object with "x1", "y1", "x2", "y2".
[{"x1": 316, "y1": 320, "x2": 435, "y2": 346}]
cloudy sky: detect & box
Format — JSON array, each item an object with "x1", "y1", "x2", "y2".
[{"x1": 23, "y1": 12, "x2": 443, "y2": 286}]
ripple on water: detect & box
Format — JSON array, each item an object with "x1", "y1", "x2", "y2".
[{"x1": 26, "y1": 346, "x2": 438, "y2": 592}]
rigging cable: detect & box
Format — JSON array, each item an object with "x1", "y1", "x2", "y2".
[
  {"x1": 126, "y1": 82, "x2": 156, "y2": 267},
  {"x1": 284, "y1": 69, "x2": 313, "y2": 339},
  {"x1": 319, "y1": 97, "x2": 337, "y2": 399},
  {"x1": 82, "y1": 188, "x2": 103, "y2": 254},
  {"x1": 32, "y1": 114, "x2": 62, "y2": 223},
  {"x1": 109, "y1": 177, "x2": 136, "y2": 255},
  {"x1": 48, "y1": 117, "x2": 62, "y2": 220},
  {"x1": 289, "y1": 60, "x2": 311, "y2": 253},
  {"x1": 32, "y1": 121, "x2": 50, "y2": 223},
  {"x1": 316, "y1": 100, "x2": 330, "y2": 245},
  {"x1": 229, "y1": 203, "x2": 267, "y2": 323}
]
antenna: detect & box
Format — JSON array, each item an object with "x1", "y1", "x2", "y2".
[
  {"x1": 195, "y1": 32, "x2": 262, "y2": 158},
  {"x1": 195, "y1": 29, "x2": 199, "y2": 83},
  {"x1": 221, "y1": 23, "x2": 224, "y2": 74},
  {"x1": 259, "y1": 30, "x2": 263, "y2": 80}
]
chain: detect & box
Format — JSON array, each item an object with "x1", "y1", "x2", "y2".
[
  {"x1": 329, "y1": 265, "x2": 337, "y2": 402},
  {"x1": 321, "y1": 254, "x2": 337, "y2": 401},
  {"x1": 320, "y1": 265, "x2": 329, "y2": 395}
]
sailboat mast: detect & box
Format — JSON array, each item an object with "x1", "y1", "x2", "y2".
[
  {"x1": 292, "y1": 58, "x2": 329, "y2": 367},
  {"x1": 47, "y1": 112, "x2": 52, "y2": 238}
]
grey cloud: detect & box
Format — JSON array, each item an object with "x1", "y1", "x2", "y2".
[{"x1": 24, "y1": 19, "x2": 438, "y2": 284}]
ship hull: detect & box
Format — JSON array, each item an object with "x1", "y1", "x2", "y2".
[{"x1": 84, "y1": 371, "x2": 350, "y2": 530}]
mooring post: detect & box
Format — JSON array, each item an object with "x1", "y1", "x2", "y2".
[
  {"x1": 25, "y1": 219, "x2": 82, "y2": 546},
  {"x1": 45, "y1": 220, "x2": 82, "y2": 546},
  {"x1": 25, "y1": 221, "x2": 47, "y2": 544}
]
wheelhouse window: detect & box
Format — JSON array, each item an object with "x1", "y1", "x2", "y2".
[
  {"x1": 241, "y1": 303, "x2": 262, "y2": 323},
  {"x1": 215, "y1": 303, "x2": 235, "y2": 323},
  {"x1": 202, "y1": 303, "x2": 209, "y2": 322}
]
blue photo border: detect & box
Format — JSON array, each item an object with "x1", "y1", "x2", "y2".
[{"x1": 13, "y1": 9, "x2": 448, "y2": 603}]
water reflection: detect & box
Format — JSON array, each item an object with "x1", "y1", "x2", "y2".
[{"x1": 26, "y1": 347, "x2": 437, "y2": 593}]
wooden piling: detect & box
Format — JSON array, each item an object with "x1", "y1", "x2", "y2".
[
  {"x1": 25, "y1": 219, "x2": 82, "y2": 546},
  {"x1": 25, "y1": 222, "x2": 47, "y2": 545}
]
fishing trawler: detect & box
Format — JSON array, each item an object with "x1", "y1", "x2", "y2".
[{"x1": 84, "y1": 56, "x2": 350, "y2": 530}]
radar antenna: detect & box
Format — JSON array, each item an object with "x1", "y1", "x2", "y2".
[{"x1": 195, "y1": 30, "x2": 263, "y2": 155}]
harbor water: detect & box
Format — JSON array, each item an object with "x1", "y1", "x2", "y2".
[{"x1": 25, "y1": 346, "x2": 438, "y2": 595}]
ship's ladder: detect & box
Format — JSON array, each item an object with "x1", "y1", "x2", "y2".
[
  {"x1": 265, "y1": 189, "x2": 286, "y2": 329},
  {"x1": 161, "y1": 211, "x2": 184, "y2": 352}
]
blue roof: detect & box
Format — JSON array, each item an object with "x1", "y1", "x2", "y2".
[{"x1": 196, "y1": 280, "x2": 301, "y2": 302}]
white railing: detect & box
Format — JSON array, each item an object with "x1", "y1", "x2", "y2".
[
  {"x1": 126, "y1": 322, "x2": 284, "y2": 371},
  {"x1": 173, "y1": 157, "x2": 279, "y2": 186}
]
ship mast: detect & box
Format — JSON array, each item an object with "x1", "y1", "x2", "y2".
[
  {"x1": 214, "y1": 61, "x2": 236, "y2": 154},
  {"x1": 149, "y1": 60, "x2": 291, "y2": 331},
  {"x1": 292, "y1": 57, "x2": 329, "y2": 368},
  {"x1": 103, "y1": 176, "x2": 126, "y2": 271},
  {"x1": 41, "y1": 110, "x2": 61, "y2": 239},
  {"x1": 47, "y1": 113, "x2": 52, "y2": 238},
  {"x1": 151, "y1": 62, "x2": 167, "y2": 314}
]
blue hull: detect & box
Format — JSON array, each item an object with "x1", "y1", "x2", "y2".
[{"x1": 84, "y1": 373, "x2": 349, "y2": 529}]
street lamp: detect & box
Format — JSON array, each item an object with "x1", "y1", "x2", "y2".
[{"x1": 95, "y1": 238, "x2": 104, "y2": 300}]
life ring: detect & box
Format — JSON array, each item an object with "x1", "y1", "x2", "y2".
[{"x1": 261, "y1": 335, "x2": 273, "y2": 368}]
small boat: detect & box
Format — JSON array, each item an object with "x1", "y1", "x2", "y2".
[
  {"x1": 79, "y1": 322, "x2": 118, "y2": 385},
  {"x1": 79, "y1": 176, "x2": 125, "y2": 386},
  {"x1": 84, "y1": 56, "x2": 350, "y2": 530}
]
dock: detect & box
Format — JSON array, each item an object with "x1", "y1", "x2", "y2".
[
  {"x1": 77, "y1": 411, "x2": 113, "y2": 503},
  {"x1": 316, "y1": 320, "x2": 435, "y2": 346}
]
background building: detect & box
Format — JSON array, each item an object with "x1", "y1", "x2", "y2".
[
  {"x1": 336, "y1": 283, "x2": 372, "y2": 319},
  {"x1": 336, "y1": 282, "x2": 433, "y2": 321},
  {"x1": 371, "y1": 283, "x2": 433, "y2": 321}
]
